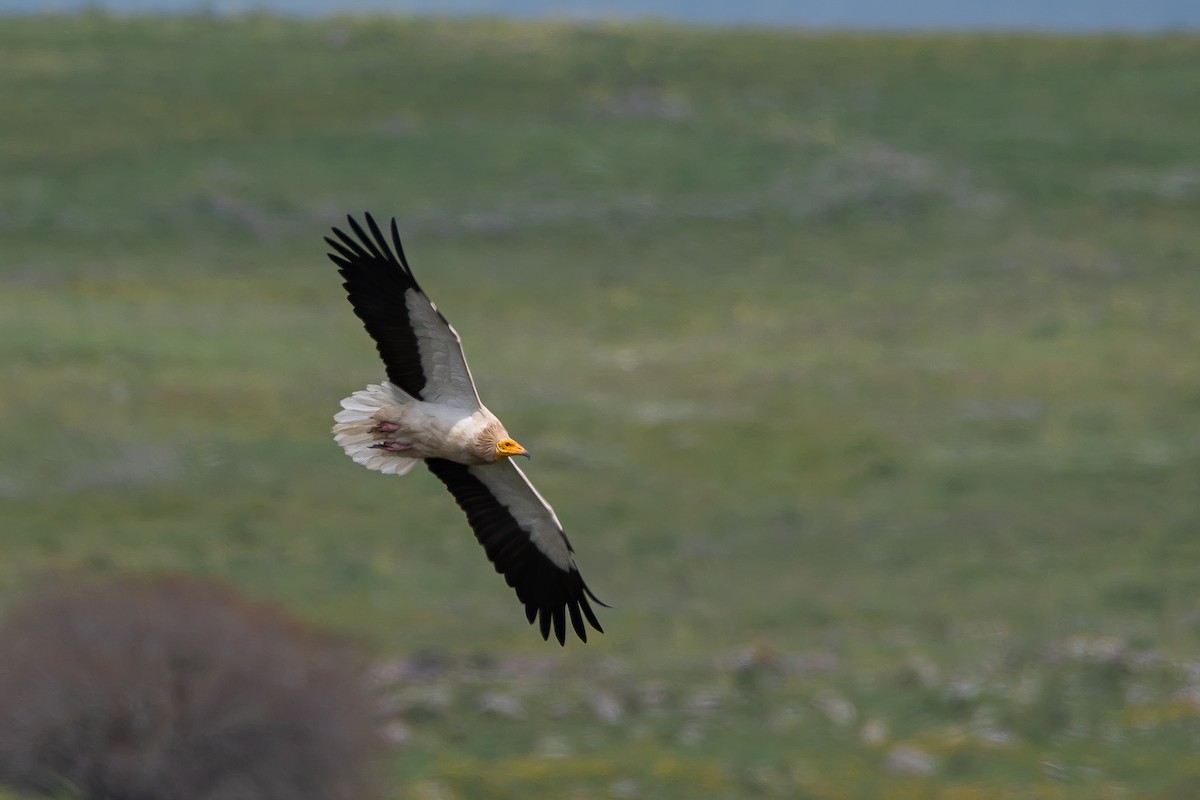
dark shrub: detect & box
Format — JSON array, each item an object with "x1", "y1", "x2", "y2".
[{"x1": 0, "y1": 575, "x2": 377, "y2": 800}]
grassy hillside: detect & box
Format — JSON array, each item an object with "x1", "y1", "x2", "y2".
[{"x1": 2, "y1": 14, "x2": 1200, "y2": 798}]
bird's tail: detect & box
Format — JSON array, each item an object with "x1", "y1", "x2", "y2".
[{"x1": 332, "y1": 383, "x2": 420, "y2": 476}]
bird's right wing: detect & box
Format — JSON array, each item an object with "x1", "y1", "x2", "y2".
[
  {"x1": 326, "y1": 213, "x2": 482, "y2": 410},
  {"x1": 424, "y1": 457, "x2": 606, "y2": 645}
]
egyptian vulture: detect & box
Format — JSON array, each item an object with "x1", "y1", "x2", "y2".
[{"x1": 326, "y1": 213, "x2": 605, "y2": 644}]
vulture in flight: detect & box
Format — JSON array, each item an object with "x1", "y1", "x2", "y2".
[{"x1": 326, "y1": 213, "x2": 605, "y2": 644}]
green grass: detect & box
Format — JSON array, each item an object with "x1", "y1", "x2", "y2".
[{"x1": 2, "y1": 13, "x2": 1200, "y2": 798}]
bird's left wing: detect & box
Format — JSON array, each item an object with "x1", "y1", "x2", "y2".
[
  {"x1": 326, "y1": 213, "x2": 482, "y2": 410},
  {"x1": 424, "y1": 457, "x2": 606, "y2": 645}
]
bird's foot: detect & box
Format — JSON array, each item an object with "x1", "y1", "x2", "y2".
[
  {"x1": 370, "y1": 421, "x2": 401, "y2": 433},
  {"x1": 370, "y1": 441, "x2": 414, "y2": 452}
]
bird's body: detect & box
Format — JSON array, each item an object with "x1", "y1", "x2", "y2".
[
  {"x1": 326, "y1": 214, "x2": 604, "y2": 644},
  {"x1": 334, "y1": 382, "x2": 508, "y2": 471}
]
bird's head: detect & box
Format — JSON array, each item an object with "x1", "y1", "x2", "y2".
[{"x1": 495, "y1": 437, "x2": 530, "y2": 461}]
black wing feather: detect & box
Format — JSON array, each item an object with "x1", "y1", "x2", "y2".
[
  {"x1": 424, "y1": 458, "x2": 605, "y2": 645},
  {"x1": 327, "y1": 213, "x2": 435, "y2": 399}
]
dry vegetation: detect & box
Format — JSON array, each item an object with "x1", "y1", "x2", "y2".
[{"x1": 0, "y1": 577, "x2": 377, "y2": 800}]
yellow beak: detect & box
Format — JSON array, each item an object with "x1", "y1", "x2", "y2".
[{"x1": 496, "y1": 440, "x2": 530, "y2": 460}]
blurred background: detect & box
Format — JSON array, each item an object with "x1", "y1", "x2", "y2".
[
  {"x1": 1, "y1": 1, "x2": 1199, "y2": 798},
  {"x1": 4, "y1": 0, "x2": 1200, "y2": 28}
]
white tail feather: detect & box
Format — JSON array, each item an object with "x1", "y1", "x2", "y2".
[{"x1": 332, "y1": 384, "x2": 419, "y2": 477}]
